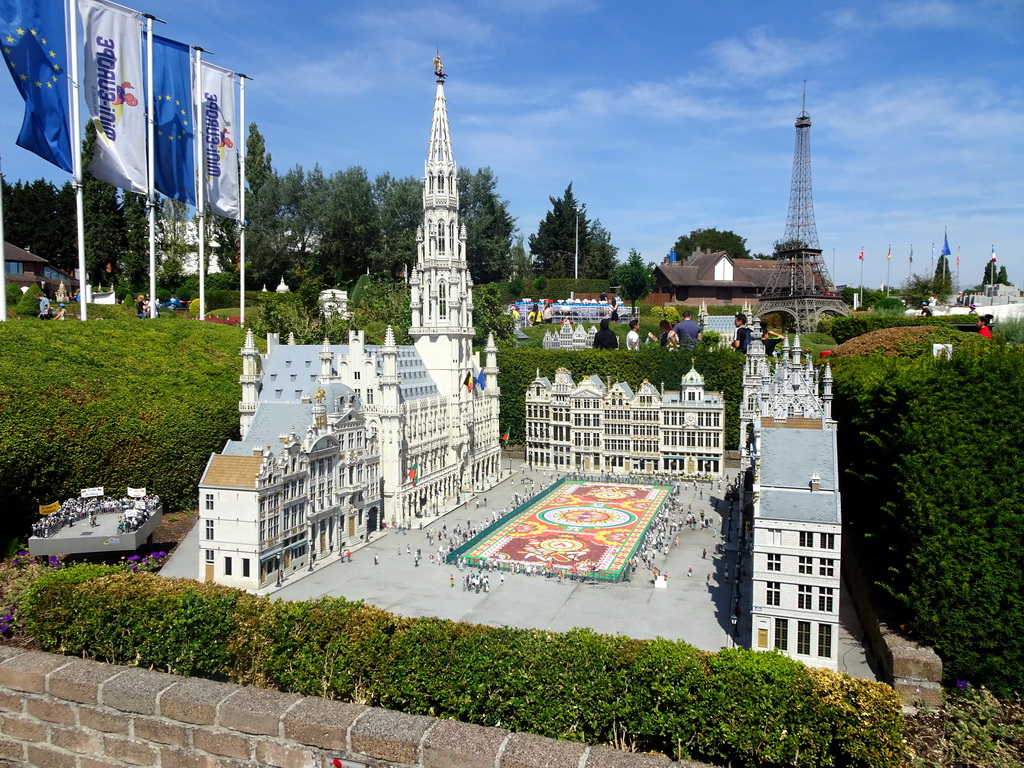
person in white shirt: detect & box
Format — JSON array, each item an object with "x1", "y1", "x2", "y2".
[{"x1": 626, "y1": 319, "x2": 640, "y2": 350}]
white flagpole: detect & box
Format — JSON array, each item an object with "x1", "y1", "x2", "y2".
[
  {"x1": 68, "y1": 0, "x2": 87, "y2": 320},
  {"x1": 145, "y1": 14, "x2": 157, "y2": 318},
  {"x1": 238, "y1": 73, "x2": 248, "y2": 326},
  {"x1": 195, "y1": 47, "x2": 206, "y2": 321}
]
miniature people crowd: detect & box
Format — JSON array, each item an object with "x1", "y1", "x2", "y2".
[{"x1": 32, "y1": 494, "x2": 161, "y2": 539}]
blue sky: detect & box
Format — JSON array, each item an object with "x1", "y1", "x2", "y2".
[{"x1": 2, "y1": 0, "x2": 1021, "y2": 290}]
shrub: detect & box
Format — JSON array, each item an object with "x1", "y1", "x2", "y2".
[
  {"x1": 15, "y1": 283, "x2": 44, "y2": 316},
  {"x1": 17, "y1": 567, "x2": 907, "y2": 767},
  {"x1": 188, "y1": 298, "x2": 200, "y2": 316},
  {"x1": 0, "y1": 321, "x2": 246, "y2": 549}
]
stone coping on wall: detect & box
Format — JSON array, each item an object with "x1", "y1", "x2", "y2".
[{"x1": 0, "y1": 645, "x2": 714, "y2": 768}]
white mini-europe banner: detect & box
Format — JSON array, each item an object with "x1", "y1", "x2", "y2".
[
  {"x1": 79, "y1": 0, "x2": 146, "y2": 194},
  {"x1": 199, "y1": 62, "x2": 240, "y2": 219},
  {"x1": 126, "y1": 487, "x2": 146, "y2": 498},
  {"x1": 80, "y1": 486, "x2": 104, "y2": 498}
]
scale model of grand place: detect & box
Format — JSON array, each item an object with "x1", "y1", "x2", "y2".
[
  {"x1": 524, "y1": 366, "x2": 726, "y2": 476},
  {"x1": 197, "y1": 59, "x2": 502, "y2": 591}
]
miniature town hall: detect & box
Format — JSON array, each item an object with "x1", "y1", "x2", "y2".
[
  {"x1": 197, "y1": 59, "x2": 502, "y2": 591},
  {"x1": 524, "y1": 366, "x2": 726, "y2": 476},
  {"x1": 741, "y1": 327, "x2": 842, "y2": 671}
]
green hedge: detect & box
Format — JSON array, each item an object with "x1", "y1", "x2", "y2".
[
  {"x1": 0, "y1": 320, "x2": 250, "y2": 549},
  {"x1": 497, "y1": 346, "x2": 745, "y2": 450},
  {"x1": 19, "y1": 566, "x2": 906, "y2": 767},
  {"x1": 831, "y1": 347, "x2": 1024, "y2": 695},
  {"x1": 820, "y1": 314, "x2": 976, "y2": 344}
]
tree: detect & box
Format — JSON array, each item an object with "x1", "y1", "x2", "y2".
[
  {"x1": 472, "y1": 283, "x2": 516, "y2": 346},
  {"x1": 997, "y1": 265, "x2": 1009, "y2": 285},
  {"x1": 982, "y1": 259, "x2": 998, "y2": 286},
  {"x1": 529, "y1": 183, "x2": 587, "y2": 279},
  {"x1": 674, "y1": 228, "x2": 750, "y2": 260},
  {"x1": 209, "y1": 213, "x2": 240, "y2": 274},
  {"x1": 458, "y1": 167, "x2": 515, "y2": 285},
  {"x1": 614, "y1": 249, "x2": 655, "y2": 312},
  {"x1": 81, "y1": 122, "x2": 126, "y2": 284},
  {"x1": 157, "y1": 198, "x2": 192, "y2": 287},
  {"x1": 119, "y1": 191, "x2": 150, "y2": 288},
  {"x1": 317, "y1": 166, "x2": 379, "y2": 285},
  {"x1": 370, "y1": 173, "x2": 420, "y2": 280},
  {"x1": 932, "y1": 254, "x2": 953, "y2": 299},
  {"x1": 508, "y1": 235, "x2": 533, "y2": 283},
  {"x1": 245, "y1": 122, "x2": 273, "y2": 198},
  {"x1": 2, "y1": 178, "x2": 76, "y2": 271},
  {"x1": 586, "y1": 220, "x2": 618, "y2": 280}
]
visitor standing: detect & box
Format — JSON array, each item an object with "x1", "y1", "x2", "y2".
[
  {"x1": 626, "y1": 320, "x2": 640, "y2": 350},
  {"x1": 36, "y1": 293, "x2": 51, "y2": 320},
  {"x1": 731, "y1": 313, "x2": 751, "y2": 353},
  {"x1": 670, "y1": 311, "x2": 702, "y2": 348},
  {"x1": 593, "y1": 318, "x2": 619, "y2": 349}
]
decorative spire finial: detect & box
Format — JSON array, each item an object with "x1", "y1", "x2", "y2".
[{"x1": 433, "y1": 52, "x2": 446, "y2": 82}]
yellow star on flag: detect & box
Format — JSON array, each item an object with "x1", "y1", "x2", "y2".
[
  {"x1": 5, "y1": 35, "x2": 13, "y2": 42},
  {"x1": 16, "y1": 27, "x2": 25, "y2": 35},
  {"x1": 48, "y1": 50, "x2": 56, "y2": 58},
  {"x1": 29, "y1": 29, "x2": 36, "y2": 36}
]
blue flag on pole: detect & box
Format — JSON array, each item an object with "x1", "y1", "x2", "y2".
[
  {"x1": 0, "y1": 0, "x2": 73, "y2": 172},
  {"x1": 941, "y1": 233, "x2": 951, "y2": 257},
  {"x1": 476, "y1": 370, "x2": 486, "y2": 391},
  {"x1": 151, "y1": 35, "x2": 195, "y2": 205}
]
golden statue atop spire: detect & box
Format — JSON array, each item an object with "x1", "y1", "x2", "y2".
[{"x1": 433, "y1": 51, "x2": 446, "y2": 81}]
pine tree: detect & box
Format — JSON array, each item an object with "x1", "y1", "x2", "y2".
[{"x1": 81, "y1": 122, "x2": 126, "y2": 284}]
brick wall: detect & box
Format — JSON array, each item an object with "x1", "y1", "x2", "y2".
[{"x1": 0, "y1": 646, "x2": 712, "y2": 768}]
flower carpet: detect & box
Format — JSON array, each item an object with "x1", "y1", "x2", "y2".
[{"x1": 461, "y1": 481, "x2": 670, "y2": 580}]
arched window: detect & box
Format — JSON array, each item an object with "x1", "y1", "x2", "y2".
[
  {"x1": 438, "y1": 174, "x2": 444, "y2": 192},
  {"x1": 439, "y1": 282, "x2": 447, "y2": 319},
  {"x1": 437, "y1": 221, "x2": 445, "y2": 253}
]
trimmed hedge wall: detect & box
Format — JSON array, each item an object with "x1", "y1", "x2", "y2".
[
  {"x1": 0, "y1": 320, "x2": 250, "y2": 549},
  {"x1": 820, "y1": 314, "x2": 976, "y2": 344},
  {"x1": 20, "y1": 566, "x2": 906, "y2": 768},
  {"x1": 496, "y1": 346, "x2": 745, "y2": 450}
]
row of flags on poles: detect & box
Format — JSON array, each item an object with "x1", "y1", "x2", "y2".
[
  {"x1": 1, "y1": 0, "x2": 242, "y2": 218},
  {"x1": 856, "y1": 234, "x2": 996, "y2": 268}
]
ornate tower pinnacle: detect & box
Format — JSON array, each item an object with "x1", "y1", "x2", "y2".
[
  {"x1": 754, "y1": 86, "x2": 847, "y2": 333},
  {"x1": 783, "y1": 82, "x2": 819, "y2": 250}
]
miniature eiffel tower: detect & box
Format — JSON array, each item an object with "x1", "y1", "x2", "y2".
[{"x1": 755, "y1": 87, "x2": 847, "y2": 333}]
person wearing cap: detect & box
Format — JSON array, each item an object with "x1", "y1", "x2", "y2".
[
  {"x1": 542, "y1": 301, "x2": 554, "y2": 324},
  {"x1": 919, "y1": 301, "x2": 933, "y2": 317},
  {"x1": 53, "y1": 303, "x2": 67, "y2": 321},
  {"x1": 968, "y1": 303, "x2": 978, "y2": 315}
]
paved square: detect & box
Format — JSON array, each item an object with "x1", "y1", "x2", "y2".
[{"x1": 459, "y1": 481, "x2": 669, "y2": 579}]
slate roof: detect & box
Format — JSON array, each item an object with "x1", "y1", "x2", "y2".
[
  {"x1": 259, "y1": 343, "x2": 439, "y2": 403},
  {"x1": 758, "y1": 428, "x2": 840, "y2": 525}
]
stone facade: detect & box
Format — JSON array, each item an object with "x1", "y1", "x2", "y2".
[
  {"x1": 0, "y1": 647, "x2": 712, "y2": 768},
  {"x1": 525, "y1": 366, "x2": 725, "y2": 477},
  {"x1": 742, "y1": 328, "x2": 842, "y2": 671}
]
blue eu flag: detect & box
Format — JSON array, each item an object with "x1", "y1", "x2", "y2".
[
  {"x1": 0, "y1": 0, "x2": 73, "y2": 172},
  {"x1": 151, "y1": 35, "x2": 195, "y2": 205}
]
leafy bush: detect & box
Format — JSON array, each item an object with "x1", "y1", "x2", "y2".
[
  {"x1": 0, "y1": 320, "x2": 247, "y2": 549},
  {"x1": 821, "y1": 314, "x2": 977, "y2": 344},
  {"x1": 15, "y1": 283, "x2": 44, "y2": 316},
  {"x1": 188, "y1": 298, "x2": 200, "y2": 316},
  {"x1": 18, "y1": 565, "x2": 906, "y2": 767},
  {"x1": 832, "y1": 347, "x2": 1024, "y2": 695},
  {"x1": 872, "y1": 298, "x2": 906, "y2": 316}
]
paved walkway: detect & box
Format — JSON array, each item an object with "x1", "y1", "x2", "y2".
[{"x1": 160, "y1": 459, "x2": 877, "y2": 678}]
